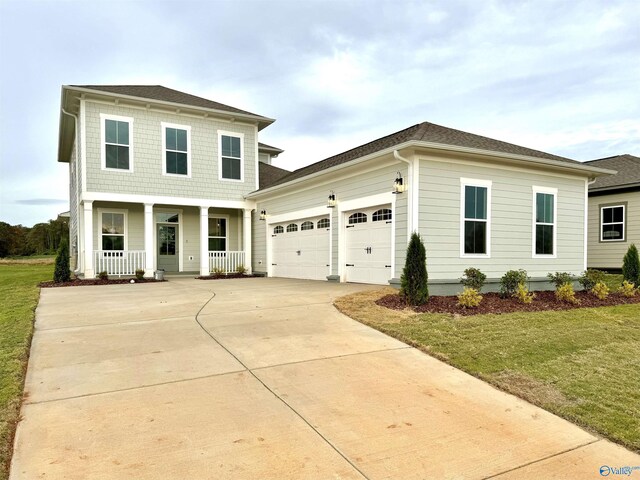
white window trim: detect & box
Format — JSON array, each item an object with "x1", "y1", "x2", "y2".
[
  {"x1": 97, "y1": 208, "x2": 128, "y2": 251},
  {"x1": 600, "y1": 204, "x2": 626, "y2": 242},
  {"x1": 460, "y1": 178, "x2": 492, "y2": 258},
  {"x1": 532, "y1": 186, "x2": 558, "y2": 258},
  {"x1": 161, "y1": 122, "x2": 191, "y2": 178},
  {"x1": 218, "y1": 130, "x2": 245, "y2": 182},
  {"x1": 100, "y1": 113, "x2": 134, "y2": 172},
  {"x1": 208, "y1": 214, "x2": 230, "y2": 252}
]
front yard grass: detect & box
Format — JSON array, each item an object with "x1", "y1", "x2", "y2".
[
  {"x1": 0, "y1": 262, "x2": 53, "y2": 479},
  {"x1": 335, "y1": 288, "x2": 640, "y2": 452}
]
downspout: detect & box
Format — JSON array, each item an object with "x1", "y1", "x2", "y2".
[
  {"x1": 584, "y1": 177, "x2": 597, "y2": 272},
  {"x1": 61, "y1": 108, "x2": 81, "y2": 274},
  {"x1": 393, "y1": 150, "x2": 414, "y2": 236}
]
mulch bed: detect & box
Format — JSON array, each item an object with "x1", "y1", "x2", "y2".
[
  {"x1": 196, "y1": 274, "x2": 261, "y2": 280},
  {"x1": 376, "y1": 290, "x2": 640, "y2": 316},
  {"x1": 40, "y1": 278, "x2": 164, "y2": 288}
]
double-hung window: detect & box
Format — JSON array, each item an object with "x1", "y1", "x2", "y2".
[
  {"x1": 101, "y1": 114, "x2": 133, "y2": 171},
  {"x1": 461, "y1": 179, "x2": 491, "y2": 256},
  {"x1": 208, "y1": 217, "x2": 227, "y2": 251},
  {"x1": 100, "y1": 211, "x2": 126, "y2": 251},
  {"x1": 219, "y1": 132, "x2": 243, "y2": 181},
  {"x1": 533, "y1": 187, "x2": 557, "y2": 256},
  {"x1": 601, "y1": 204, "x2": 625, "y2": 241},
  {"x1": 162, "y1": 123, "x2": 190, "y2": 176}
]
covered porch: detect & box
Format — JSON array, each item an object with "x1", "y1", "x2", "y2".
[{"x1": 78, "y1": 200, "x2": 253, "y2": 278}]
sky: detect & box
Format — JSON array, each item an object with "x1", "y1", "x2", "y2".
[{"x1": 0, "y1": 0, "x2": 638, "y2": 227}]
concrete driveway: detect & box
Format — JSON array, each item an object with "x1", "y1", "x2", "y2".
[{"x1": 10, "y1": 277, "x2": 639, "y2": 479}]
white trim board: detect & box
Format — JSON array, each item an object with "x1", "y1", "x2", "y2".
[{"x1": 81, "y1": 191, "x2": 255, "y2": 210}]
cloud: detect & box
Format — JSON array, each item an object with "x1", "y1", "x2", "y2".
[{"x1": 14, "y1": 199, "x2": 68, "y2": 206}]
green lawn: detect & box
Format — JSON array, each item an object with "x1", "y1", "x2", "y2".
[
  {"x1": 0, "y1": 263, "x2": 52, "y2": 479},
  {"x1": 335, "y1": 289, "x2": 640, "y2": 453}
]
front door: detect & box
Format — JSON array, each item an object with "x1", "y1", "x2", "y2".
[{"x1": 157, "y1": 225, "x2": 179, "y2": 272}]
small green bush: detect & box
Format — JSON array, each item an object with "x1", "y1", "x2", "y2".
[
  {"x1": 460, "y1": 267, "x2": 487, "y2": 292},
  {"x1": 53, "y1": 239, "x2": 71, "y2": 283},
  {"x1": 236, "y1": 264, "x2": 247, "y2": 275},
  {"x1": 590, "y1": 281, "x2": 609, "y2": 300},
  {"x1": 400, "y1": 232, "x2": 429, "y2": 306},
  {"x1": 618, "y1": 280, "x2": 637, "y2": 298},
  {"x1": 547, "y1": 272, "x2": 573, "y2": 289},
  {"x1": 556, "y1": 283, "x2": 579, "y2": 304},
  {"x1": 135, "y1": 268, "x2": 145, "y2": 280},
  {"x1": 622, "y1": 244, "x2": 640, "y2": 286},
  {"x1": 500, "y1": 269, "x2": 528, "y2": 297},
  {"x1": 97, "y1": 271, "x2": 108, "y2": 280},
  {"x1": 513, "y1": 283, "x2": 535, "y2": 304},
  {"x1": 457, "y1": 287, "x2": 483, "y2": 308},
  {"x1": 578, "y1": 269, "x2": 606, "y2": 291}
]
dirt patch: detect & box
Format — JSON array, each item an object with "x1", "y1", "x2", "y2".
[
  {"x1": 489, "y1": 370, "x2": 571, "y2": 408},
  {"x1": 334, "y1": 288, "x2": 415, "y2": 324},
  {"x1": 377, "y1": 290, "x2": 640, "y2": 316},
  {"x1": 40, "y1": 278, "x2": 164, "y2": 288}
]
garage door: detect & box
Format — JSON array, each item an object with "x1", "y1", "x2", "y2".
[
  {"x1": 271, "y1": 216, "x2": 330, "y2": 281},
  {"x1": 345, "y1": 206, "x2": 392, "y2": 285}
]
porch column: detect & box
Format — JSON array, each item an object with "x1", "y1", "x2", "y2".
[
  {"x1": 243, "y1": 208, "x2": 252, "y2": 274},
  {"x1": 83, "y1": 201, "x2": 94, "y2": 279},
  {"x1": 144, "y1": 203, "x2": 154, "y2": 278},
  {"x1": 200, "y1": 206, "x2": 209, "y2": 276}
]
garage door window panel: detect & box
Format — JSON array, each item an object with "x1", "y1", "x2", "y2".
[
  {"x1": 301, "y1": 221, "x2": 314, "y2": 231},
  {"x1": 349, "y1": 212, "x2": 367, "y2": 224},
  {"x1": 273, "y1": 225, "x2": 284, "y2": 234},
  {"x1": 318, "y1": 218, "x2": 330, "y2": 229},
  {"x1": 373, "y1": 209, "x2": 392, "y2": 222},
  {"x1": 286, "y1": 223, "x2": 298, "y2": 232}
]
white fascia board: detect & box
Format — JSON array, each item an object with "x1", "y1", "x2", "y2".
[
  {"x1": 81, "y1": 191, "x2": 256, "y2": 210},
  {"x1": 266, "y1": 206, "x2": 329, "y2": 225}
]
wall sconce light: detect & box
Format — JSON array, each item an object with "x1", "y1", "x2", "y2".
[
  {"x1": 259, "y1": 209, "x2": 267, "y2": 221},
  {"x1": 327, "y1": 191, "x2": 337, "y2": 208},
  {"x1": 392, "y1": 172, "x2": 406, "y2": 194}
]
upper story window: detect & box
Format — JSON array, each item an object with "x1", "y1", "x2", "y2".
[
  {"x1": 219, "y1": 132, "x2": 244, "y2": 181},
  {"x1": 101, "y1": 114, "x2": 133, "y2": 171},
  {"x1": 533, "y1": 187, "x2": 557, "y2": 257},
  {"x1": 162, "y1": 123, "x2": 190, "y2": 176},
  {"x1": 601, "y1": 204, "x2": 625, "y2": 242},
  {"x1": 461, "y1": 179, "x2": 491, "y2": 257}
]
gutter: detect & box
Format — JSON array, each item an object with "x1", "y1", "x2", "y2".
[{"x1": 61, "y1": 107, "x2": 81, "y2": 275}]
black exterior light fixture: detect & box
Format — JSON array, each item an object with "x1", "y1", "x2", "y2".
[
  {"x1": 327, "y1": 191, "x2": 337, "y2": 208},
  {"x1": 392, "y1": 172, "x2": 406, "y2": 194},
  {"x1": 259, "y1": 209, "x2": 267, "y2": 220}
]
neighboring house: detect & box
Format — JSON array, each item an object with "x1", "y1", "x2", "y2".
[
  {"x1": 59, "y1": 85, "x2": 614, "y2": 291},
  {"x1": 585, "y1": 154, "x2": 640, "y2": 271}
]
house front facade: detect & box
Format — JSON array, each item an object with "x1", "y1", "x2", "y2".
[{"x1": 59, "y1": 85, "x2": 613, "y2": 291}]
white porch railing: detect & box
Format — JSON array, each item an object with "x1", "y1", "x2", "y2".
[
  {"x1": 94, "y1": 250, "x2": 146, "y2": 276},
  {"x1": 209, "y1": 251, "x2": 245, "y2": 274}
]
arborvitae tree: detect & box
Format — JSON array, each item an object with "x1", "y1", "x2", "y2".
[
  {"x1": 53, "y1": 239, "x2": 71, "y2": 283},
  {"x1": 622, "y1": 243, "x2": 640, "y2": 286},
  {"x1": 400, "y1": 232, "x2": 429, "y2": 305}
]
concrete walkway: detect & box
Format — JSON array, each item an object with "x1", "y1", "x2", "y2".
[{"x1": 10, "y1": 277, "x2": 639, "y2": 479}]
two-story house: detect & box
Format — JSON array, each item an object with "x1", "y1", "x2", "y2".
[
  {"x1": 58, "y1": 85, "x2": 275, "y2": 278},
  {"x1": 59, "y1": 85, "x2": 614, "y2": 292}
]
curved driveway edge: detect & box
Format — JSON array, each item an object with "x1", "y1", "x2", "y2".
[{"x1": 10, "y1": 277, "x2": 640, "y2": 479}]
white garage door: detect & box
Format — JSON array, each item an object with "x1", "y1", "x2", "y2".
[
  {"x1": 271, "y1": 216, "x2": 330, "y2": 281},
  {"x1": 345, "y1": 205, "x2": 392, "y2": 285}
]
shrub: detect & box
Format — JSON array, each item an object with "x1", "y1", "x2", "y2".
[
  {"x1": 211, "y1": 267, "x2": 225, "y2": 276},
  {"x1": 555, "y1": 283, "x2": 579, "y2": 304},
  {"x1": 500, "y1": 269, "x2": 528, "y2": 297},
  {"x1": 400, "y1": 232, "x2": 429, "y2": 306},
  {"x1": 618, "y1": 280, "x2": 637, "y2": 297},
  {"x1": 460, "y1": 267, "x2": 487, "y2": 292},
  {"x1": 622, "y1": 244, "x2": 640, "y2": 286},
  {"x1": 135, "y1": 268, "x2": 145, "y2": 280},
  {"x1": 53, "y1": 239, "x2": 71, "y2": 283},
  {"x1": 513, "y1": 283, "x2": 535, "y2": 304},
  {"x1": 547, "y1": 272, "x2": 573, "y2": 289},
  {"x1": 97, "y1": 271, "x2": 109, "y2": 280},
  {"x1": 236, "y1": 264, "x2": 247, "y2": 275},
  {"x1": 590, "y1": 281, "x2": 609, "y2": 300},
  {"x1": 457, "y1": 287, "x2": 483, "y2": 308},
  {"x1": 578, "y1": 269, "x2": 606, "y2": 291}
]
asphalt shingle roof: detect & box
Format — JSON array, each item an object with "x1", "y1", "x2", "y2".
[
  {"x1": 261, "y1": 121, "x2": 581, "y2": 190},
  {"x1": 258, "y1": 163, "x2": 291, "y2": 189},
  {"x1": 585, "y1": 154, "x2": 640, "y2": 191}
]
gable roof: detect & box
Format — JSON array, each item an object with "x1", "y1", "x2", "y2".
[
  {"x1": 258, "y1": 162, "x2": 291, "y2": 189},
  {"x1": 258, "y1": 142, "x2": 284, "y2": 155},
  {"x1": 257, "y1": 121, "x2": 592, "y2": 191},
  {"x1": 584, "y1": 154, "x2": 640, "y2": 192}
]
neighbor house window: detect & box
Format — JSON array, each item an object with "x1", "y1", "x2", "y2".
[
  {"x1": 219, "y1": 132, "x2": 243, "y2": 181},
  {"x1": 162, "y1": 123, "x2": 190, "y2": 176},
  {"x1": 208, "y1": 217, "x2": 227, "y2": 251},
  {"x1": 100, "y1": 211, "x2": 126, "y2": 250},
  {"x1": 533, "y1": 187, "x2": 557, "y2": 256},
  {"x1": 601, "y1": 205, "x2": 625, "y2": 242},
  {"x1": 461, "y1": 179, "x2": 491, "y2": 256},
  {"x1": 101, "y1": 114, "x2": 133, "y2": 171}
]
